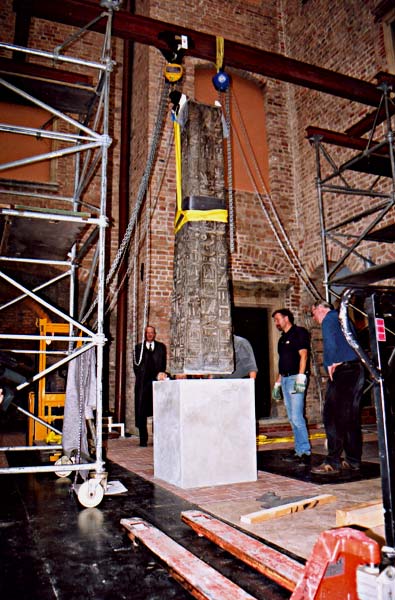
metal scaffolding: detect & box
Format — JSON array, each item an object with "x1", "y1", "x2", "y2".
[
  {"x1": 309, "y1": 76, "x2": 395, "y2": 566},
  {"x1": 0, "y1": 4, "x2": 117, "y2": 506},
  {"x1": 307, "y1": 75, "x2": 395, "y2": 301}
]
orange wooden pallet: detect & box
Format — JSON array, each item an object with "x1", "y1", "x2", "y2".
[
  {"x1": 182, "y1": 509, "x2": 304, "y2": 592},
  {"x1": 121, "y1": 517, "x2": 257, "y2": 600}
]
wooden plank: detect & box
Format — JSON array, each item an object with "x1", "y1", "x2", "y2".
[
  {"x1": 181, "y1": 510, "x2": 304, "y2": 593},
  {"x1": 336, "y1": 499, "x2": 384, "y2": 528},
  {"x1": 121, "y1": 517, "x2": 257, "y2": 600},
  {"x1": 240, "y1": 493, "x2": 336, "y2": 524}
]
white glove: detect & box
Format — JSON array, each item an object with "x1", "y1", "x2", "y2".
[
  {"x1": 271, "y1": 382, "x2": 282, "y2": 401},
  {"x1": 294, "y1": 374, "x2": 307, "y2": 394}
]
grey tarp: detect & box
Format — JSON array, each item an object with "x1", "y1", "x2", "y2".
[{"x1": 63, "y1": 348, "x2": 96, "y2": 466}]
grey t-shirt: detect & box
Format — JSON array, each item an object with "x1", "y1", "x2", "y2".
[{"x1": 222, "y1": 335, "x2": 257, "y2": 378}]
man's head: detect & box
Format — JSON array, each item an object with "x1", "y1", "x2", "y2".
[
  {"x1": 145, "y1": 325, "x2": 156, "y2": 342},
  {"x1": 272, "y1": 308, "x2": 294, "y2": 332},
  {"x1": 311, "y1": 301, "x2": 333, "y2": 324}
]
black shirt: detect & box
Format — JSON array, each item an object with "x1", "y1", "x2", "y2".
[{"x1": 278, "y1": 325, "x2": 310, "y2": 376}]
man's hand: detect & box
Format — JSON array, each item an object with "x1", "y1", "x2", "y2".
[
  {"x1": 157, "y1": 372, "x2": 169, "y2": 381},
  {"x1": 328, "y1": 363, "x2": 342, "y2": 380},
  {"x1": 294, "y1": 374, "x2": 307, "y2": 394},
  {"x1": 271, "y1": 382, "x2": 282, "y2": 400}
]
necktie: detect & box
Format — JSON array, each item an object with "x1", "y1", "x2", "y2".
[{"x1": 150, "y1": 343, "x2": 153, "y2": 351}]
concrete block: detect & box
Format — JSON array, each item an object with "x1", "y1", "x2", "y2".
[{"x1": 153, "y1": 379, "x2": 257, "y2": 488}]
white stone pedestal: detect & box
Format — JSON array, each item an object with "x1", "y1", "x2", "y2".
[{"x1": 153, "y1": 379, "x2": 257, "y2": 489}]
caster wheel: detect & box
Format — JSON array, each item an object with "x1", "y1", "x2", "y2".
[
  {"x1": 77, "y1": 479, "x2": 104, "y2": 508},
  {"x1": 54, "y1": 455, "x2": 74, "y2": 478}
]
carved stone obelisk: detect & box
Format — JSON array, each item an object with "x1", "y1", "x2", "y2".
[{"x1": 169, "y1": 100, "x2": 234, "y2": 375}]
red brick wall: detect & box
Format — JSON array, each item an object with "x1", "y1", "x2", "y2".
[
  {"x1": 124, "y1": 0, "x2": 391, "y2": 428},
  {"x1": 1, "y1": 0, "x2": 391, "y2": 430}
]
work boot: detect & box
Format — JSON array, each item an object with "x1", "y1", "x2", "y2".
[{"x1": 282, "y1": 452, "x2": 311, "y2": 464}]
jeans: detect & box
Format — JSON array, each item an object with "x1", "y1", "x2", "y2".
[
  {"x1": 323, "y1": 361, "x2": 365, "y2": 469},
  {"x1": 281, "y1": 375, "x2": 311, "y2": 455}
]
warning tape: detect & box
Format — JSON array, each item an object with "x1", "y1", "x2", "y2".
[{"x1": 256, "y1": 432, "x2": 327, "y2": 445}]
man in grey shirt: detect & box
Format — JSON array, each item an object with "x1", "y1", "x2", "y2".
[{"x1": 223, "y1": 335, "x2": 258, "y2": 379}]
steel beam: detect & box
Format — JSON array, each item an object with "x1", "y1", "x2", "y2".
[
  {"x1": 306, "y1": 126, "x2": 386, "y2": 153},
  {"x1": 13, "y1": 0, "x2": 383, "y2": 107}
]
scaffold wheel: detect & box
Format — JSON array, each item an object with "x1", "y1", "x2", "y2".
[
  {"x1": 77, "y1": 479, "x2": 104, "y2": 508},
  {"x1": 54, "y1": 455, "x2": 74, "y2": 478}
]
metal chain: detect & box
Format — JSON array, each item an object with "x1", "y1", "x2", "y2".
[
  {"x1": 77, "y1": 352, "x2": 85, "y2": 469},
  {"x1": 224, "y1": 88, "x2": 235, "y2": 253},
  {"x1": 81, "y1": 78, "x2": 171, "y2": 324},
  {"x1": 132, "y1": 193, "x2": 151, "y2": 367},
  {"x1": 104, "y1": 105, "x2": 175, "y2": 318}
]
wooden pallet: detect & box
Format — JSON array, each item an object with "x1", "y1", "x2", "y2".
[
  {"x1": 121, "y1": 517, "x2": 257, "y2": 600},
  {"x1": 182, "y1": 510, "x2": 304, "y2": 592},
  {"x1": 336, "y1": 499, "x2": 383, "y2": 528}
]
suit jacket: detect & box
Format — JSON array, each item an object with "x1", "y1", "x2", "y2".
[{"x1": 134, "y1": 341, "x2": 166, "y2": 427}]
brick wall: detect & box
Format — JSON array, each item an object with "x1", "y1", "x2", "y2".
[{"x1": 1, "y1": 0, "x2": 391, "y2": 431}]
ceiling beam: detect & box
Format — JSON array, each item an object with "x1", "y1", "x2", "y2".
[
  {"x1": 306, "y1": 126, "x2": 386, "y2": 153},
  {"x1": 13, "y1": 0, "x2": 383, "y2": 107},
  {"x1": 345, "y1": 72, "x2": 395, "y2": 137}
]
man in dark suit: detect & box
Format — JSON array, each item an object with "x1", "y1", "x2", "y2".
[{"x1": 134, "y1": 325, "x2": 167, "y2": 446}]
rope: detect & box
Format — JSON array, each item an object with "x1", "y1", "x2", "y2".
[{"x1": 231, "y1": 89, "x2": 322, "y2": 301}]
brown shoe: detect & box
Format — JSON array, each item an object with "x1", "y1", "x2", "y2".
[
  {"x1": 311, "y1": 462, "x2": 340, "y2": 475},
  {"x1": 341, "y1": 460, "x2": 360, "y2": 471}
]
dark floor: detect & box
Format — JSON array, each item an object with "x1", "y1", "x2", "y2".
[
  {"x1": 0, "y1": 415, "x2": 384, "y2": 600},
  {"x1": 0, "y1": 455, "x2": 291, "y2": 600}
]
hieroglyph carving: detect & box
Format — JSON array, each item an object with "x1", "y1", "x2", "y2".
[{"x1": 169, "y1": 100, "x2": 234, "y2": 374}]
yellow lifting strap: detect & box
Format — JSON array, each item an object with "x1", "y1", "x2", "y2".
[
  {"x1": 173, "y1": 118, "x2": 228, "y2": 234},
  {"x1": 216, "y1": 36, "x2": 224, "y2": 72}
]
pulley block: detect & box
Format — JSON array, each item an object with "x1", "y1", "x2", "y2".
[
  {"x1": 164, "y1": 63, "x2": 184, "y2": 83},
  {"x1": 212, "y1": 70, "x2": 230, "y2": 92}
]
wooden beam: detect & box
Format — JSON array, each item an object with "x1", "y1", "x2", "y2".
[
  {"x1": 336, "y1": 499, "x2": 384, "y2": 528},
  {"x1": 121, "y1": 517, "x2": 257, "y2": 600},
  {"x1": 13, "y1": 0, "x2": 383, "y2": 107},
  {"x1": 240, "y1": 493, "x2": 336, "y2": 524},
  {"x1": 181, "y1": 510, "x2": 304, "y2": 593}
]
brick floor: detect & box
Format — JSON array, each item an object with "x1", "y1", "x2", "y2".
[{"x1": 106, "y1": 431, "x2": 384, "y2": 560}]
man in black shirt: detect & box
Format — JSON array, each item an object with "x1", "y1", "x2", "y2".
[{"x1": 272, "y1": 308, "x2": 311, "y2": 463}]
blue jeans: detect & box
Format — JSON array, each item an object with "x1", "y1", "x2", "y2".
[{"x1": 281, "y1": 375, "x2": 311, "y2": 455}]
